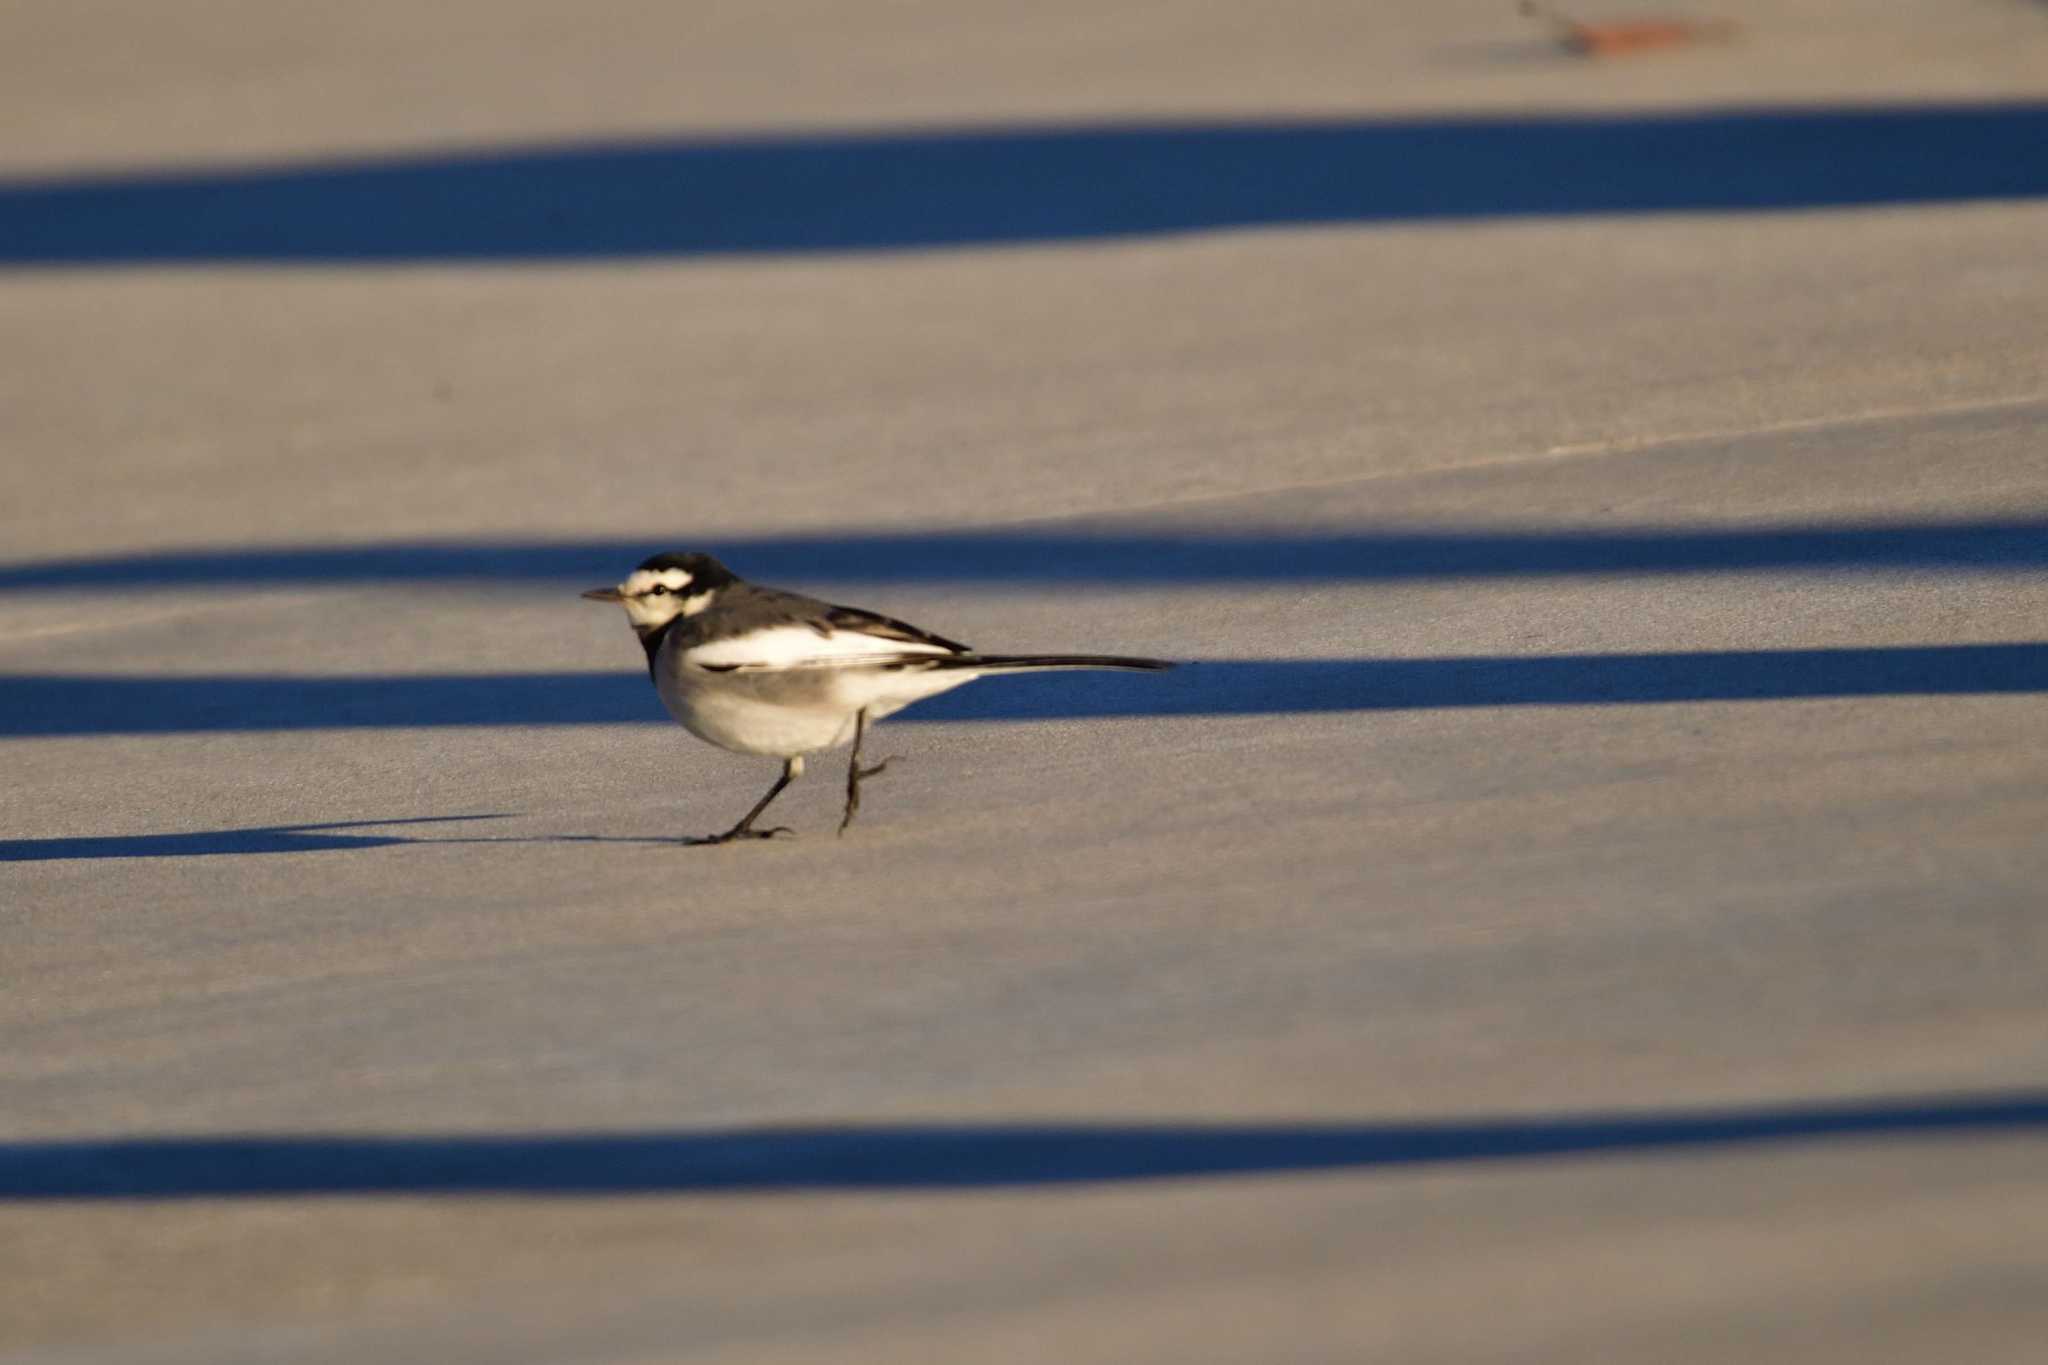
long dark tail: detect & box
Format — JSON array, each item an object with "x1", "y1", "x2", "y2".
[{"x1": 942, "y1": 653, "x2": 1175, "y2": 673}]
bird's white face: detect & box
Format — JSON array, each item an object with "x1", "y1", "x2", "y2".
[{"x1": 594, "y1": 566, "x2": 716, "y2": 631}]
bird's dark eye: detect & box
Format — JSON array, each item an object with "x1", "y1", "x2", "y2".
[{"x1": 648, "y1": 584, "x2": 671, "y2": 595}]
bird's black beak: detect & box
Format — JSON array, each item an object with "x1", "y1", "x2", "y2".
[{"x1": 581, "y1": 586, "x2": 625, "y2": 602}]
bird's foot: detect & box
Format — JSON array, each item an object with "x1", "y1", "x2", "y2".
[
  {"x1": 838, "y1": 756, "x2": 901, "y2": 837},
  {"x1": 685, "y1": 825, "x2": 794, "y2": 847}
]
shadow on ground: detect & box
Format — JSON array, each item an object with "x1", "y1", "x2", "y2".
[
  {"x1": 2, "y1": 1094, "x2": 2040, "y2": 1198},
  {"x1": 2, "y1": 645, "x2": 2042, "y2": 742},
  {"x1": 0, "y1": 816, "x2": 513, "y2": 862},
  {"x1": 4, "y1": 105, "x2": 2047, "y2": 264},
  {"x1": 3, "y1": 520, "x2": 2046, "y2": 592}
]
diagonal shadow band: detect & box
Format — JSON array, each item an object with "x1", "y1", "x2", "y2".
[
  {"x1": 3, "y1": 1094, "x2": 2042, "y2": 1199},
  {"x1": 2, "y1": 645, "x2": 2043, "y2": 739},
  {"x1": 3, "y1": 105, "x2": 2047, "y2": 265},
  {"x1": 3, "y1": 522, "x2": 2047, "y2": 592}
]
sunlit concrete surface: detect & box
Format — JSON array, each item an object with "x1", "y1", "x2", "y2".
[{"x1": 3, "y1": 2, "x2": 2047, "y2": 1361}]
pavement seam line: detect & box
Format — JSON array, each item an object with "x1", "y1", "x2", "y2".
[{"x1": 1084, "y1": 389, "x2": 2048, "y2": 522}]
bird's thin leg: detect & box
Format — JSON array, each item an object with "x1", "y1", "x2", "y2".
[
  {"x1": 839, "y1": 709, "x2": 893, "y2": 836},
  {"x1": 695, "y1": 758, "x2": 800, "y2": 845}
]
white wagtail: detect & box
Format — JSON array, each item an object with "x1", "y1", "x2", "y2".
[{"x1": 584, "y1": 552, "x2": 1174, "y2": 842}]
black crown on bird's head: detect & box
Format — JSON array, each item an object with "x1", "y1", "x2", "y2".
[
  {"x1": 581, "y1": 550, "x2": 740, "y2": 614},
  {"x1": 634, "y1": 551, "x2": 736, "y2": 589}
]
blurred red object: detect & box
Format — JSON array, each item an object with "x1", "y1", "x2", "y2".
[{"x1": 1520, "y1": 1, "x2": 1739, "y2": 56}]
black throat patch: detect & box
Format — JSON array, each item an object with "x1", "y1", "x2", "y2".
[{"x1": 634, "y1": 619, "x2": 676, "y2": 679}]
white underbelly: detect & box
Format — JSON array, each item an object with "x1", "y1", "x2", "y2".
[
  {"x1": 666, "y1": 682, "x2": 858, "y2": 755},
  {"x1": 655, "y1": 659, "x2": 979, "y2": 757}
]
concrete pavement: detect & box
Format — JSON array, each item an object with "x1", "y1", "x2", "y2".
[{"x1": 4, "y1": 2, "x2": 2047, "y2": 1360}]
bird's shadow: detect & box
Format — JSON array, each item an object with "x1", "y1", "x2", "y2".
[
  {"x1": 0, "y1": 814, "x2": 708, "y2": 864},
  {"x1": 0, "y1": 803, "x2": 946, "y2": 861}
]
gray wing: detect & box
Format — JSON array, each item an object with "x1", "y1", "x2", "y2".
[
  {"x1": 682, "y1": 582, "x2": 973, "y2": 659},
  {"x1": 818, "y1": 603, "x2": 972, "y2": 655}
]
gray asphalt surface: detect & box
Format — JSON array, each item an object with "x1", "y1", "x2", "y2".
[{"x1": 5, "y1": 3, "x2": 2047, "y2": 1361}]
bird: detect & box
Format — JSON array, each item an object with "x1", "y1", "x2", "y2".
[{"x1": 583, "y1": 551, "x2": 1175, "y2": 843}]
